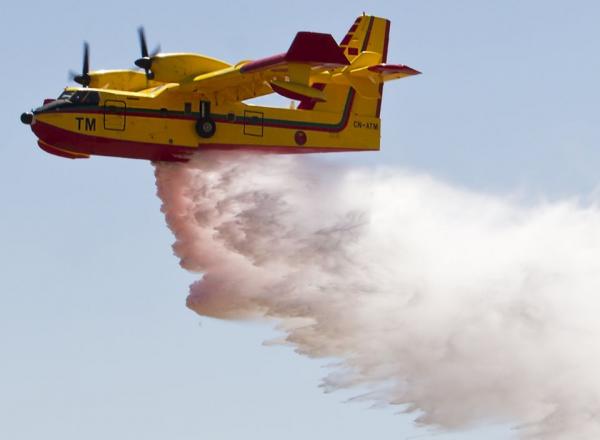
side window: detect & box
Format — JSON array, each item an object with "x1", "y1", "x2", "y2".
[{"x1": 84, "y1": 92, "x2": 100, "y2": 105}]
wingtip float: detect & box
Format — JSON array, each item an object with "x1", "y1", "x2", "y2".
[{"x1": 21, "y1": 15, "x2": 420, "y2": 162}]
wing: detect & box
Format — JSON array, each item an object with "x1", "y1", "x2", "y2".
[
  {"x1": 86, "y1": 70, "x2": 157, "y2": 91},
  {"x1": 109, "y1": 30, "x2": 419, "y2": 102},
  {"x1": 150, "y1": 53, "x2": 231, "y2": 82},
  {"x1": 171, "y1": 32, "x2": 350, "y2": 103},
  {"x1": 83, "y1": 54, "x2": 231, "y2": 93}
]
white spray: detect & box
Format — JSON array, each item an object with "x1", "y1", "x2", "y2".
[{"x1": 155, "y1": 151, "x2": 600, "y2": 439}]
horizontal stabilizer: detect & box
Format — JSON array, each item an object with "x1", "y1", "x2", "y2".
[
  {"x1": 310, "y1": 51, "x2": 420, "y2": 98},
  {"x1": 348, "y1": 51, "x2": 381, "y2": 69},
  {"x1": 368, "y1": 64, "x2": 421, "y2": 80}
]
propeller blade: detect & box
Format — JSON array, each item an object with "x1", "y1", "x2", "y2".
[
  {"x1": 71, "y1": 42, "x2": 90, "y2": 87},
  {"x1": 82, "y1": 41, "x2": 89, "y2": 75},
  {"x1": 138, "y1": 27, "x2": 149, "y2": 58},
  {"x1": 135, "y1": 27, "x2": 159, "y2": 80}
]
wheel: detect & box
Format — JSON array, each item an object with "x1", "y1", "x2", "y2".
[{"x1": 195, "y1": 118, "x2": 216, "y2": 138}]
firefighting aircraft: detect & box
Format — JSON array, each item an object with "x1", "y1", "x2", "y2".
[{"x1": 20, "y1": 14, "x2": 420, "y2": 162}]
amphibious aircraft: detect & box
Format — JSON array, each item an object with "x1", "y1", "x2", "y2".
[{"x1": 20, "y1": 14, "x2": 420, "y2": 162}]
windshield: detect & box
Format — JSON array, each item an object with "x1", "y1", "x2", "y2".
[
  {"x1": 58, "y1": 90, "x2": 75, "y2": 100},
  {"x1": 57, "y1": 90, "x2": 100, "y2": 105},
  {"x1": 70, "y1": 91, "x2": 100, "y2": 105}
]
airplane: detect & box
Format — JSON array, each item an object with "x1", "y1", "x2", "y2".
[{"x1": 20, "y1": 14, "x2": 420, "y2": 162}]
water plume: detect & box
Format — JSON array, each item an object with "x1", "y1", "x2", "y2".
[{"x1": 155, "y1": 151, "x2": 600, "y2": 439}]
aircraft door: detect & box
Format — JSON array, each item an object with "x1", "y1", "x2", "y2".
[
  {"x1": 243, "y1": 110, "x2": 264, "y2": 137},
  {"x1": 104, "y1": 100, "x2": 126, "y2": 131}
]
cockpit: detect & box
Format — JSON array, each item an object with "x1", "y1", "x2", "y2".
[
  {"x1": 58, "y1": 90, "x2": 100, "y2": 105},
  {"x1": 57, "y1": 90, "x2": 75, "y2": 100},
  {"x1": 32, "y1": 90, "x2": 101, "y2": 115}
]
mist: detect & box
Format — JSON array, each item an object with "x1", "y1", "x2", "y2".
[{"x1": 155, "y1": 151, "x2": 600, "y2": 439}]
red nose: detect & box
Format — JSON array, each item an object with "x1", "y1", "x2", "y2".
[{"x1": 43, "y1": 98, "x2": 56, "y2": 105}]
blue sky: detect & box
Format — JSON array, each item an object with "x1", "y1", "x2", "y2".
[{"x1": 1, "y1": 1, "x2": 599, "y2": 438}]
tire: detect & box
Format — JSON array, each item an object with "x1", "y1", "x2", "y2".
[{"x1": 195, "y1": 118, "x2": 216, "y2": 138}]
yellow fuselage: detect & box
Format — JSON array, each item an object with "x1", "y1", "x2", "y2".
[{"x1": 30, "y1": 86, "x2": 380, "y2": 161}]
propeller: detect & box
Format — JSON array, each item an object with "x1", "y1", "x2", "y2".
[
  {"x1": 135, "y1": 27, "x2": 160, "y2": 80},
  {"x1": 70, "y1": 42, "x2": 91, "y2": 87}
]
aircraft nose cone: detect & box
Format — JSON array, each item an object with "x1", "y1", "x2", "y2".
[{"x1": 20, "y1": 112, "x2": 33, "y2": 125}]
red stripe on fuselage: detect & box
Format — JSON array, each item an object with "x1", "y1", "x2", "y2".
[
  {"x1": 32, "y1": 121, "x2": 192, "y2": 162},
  {"x1": 30, "y1": 118, "x2": 369, "y2": 162}
]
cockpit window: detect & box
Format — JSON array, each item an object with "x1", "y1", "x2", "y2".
[
  {"x1": 58, "y1": 90, "x2": 75, "y2": 100},
  {"x1": 69, "y1": 91, "x2": 100, "y2": 105}
]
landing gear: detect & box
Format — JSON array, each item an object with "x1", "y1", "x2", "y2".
[
  {"x1": 195, "y1": 118, "x2": 216, "y2": 138},
  {"x1": 195, "y1": 100, "x2": 216, "y2": 138}
]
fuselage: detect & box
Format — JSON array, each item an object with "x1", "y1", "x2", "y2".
[{"x1": 22, "y1": 85, "x2": 381, "y2": 162}]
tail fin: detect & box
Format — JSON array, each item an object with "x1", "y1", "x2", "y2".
[
  {"x1": 339, "y1": 15, "x2": 391, "y2": 64},
  {"x1": 300, "y1": 15, "x2": 390, "y2": 116},
  {"x1": 300, "y1": 15, "x2": 419, "y2": 121},
  {"x1": 341, "y1": 15, "x2": 391, "y2": 118}
]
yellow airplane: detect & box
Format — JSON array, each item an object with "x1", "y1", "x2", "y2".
[{"x1": 20, "y1": 14, "x2": 420, "y2": 162}]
